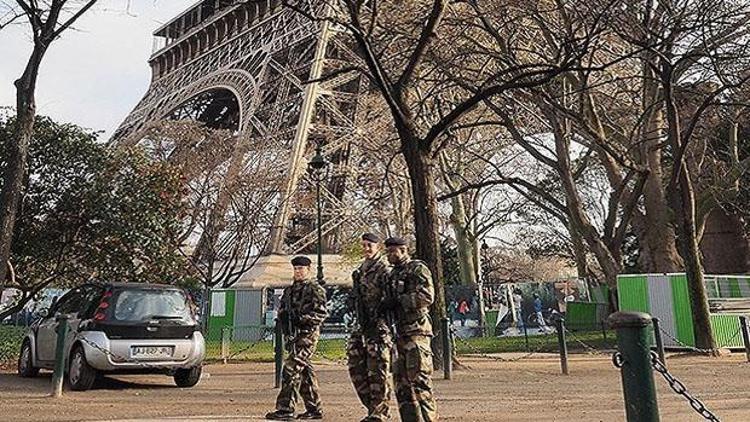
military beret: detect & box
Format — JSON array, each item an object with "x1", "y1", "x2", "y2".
[
  {"x1": 290, "y1": 256, "x2": 312, "y2": 266},
  {"x1": 361, "y1": 232, "x2": 381, "y2": 243},
  {"x1": 384, "y1": 237, "x2": 407, "y2": 247}
]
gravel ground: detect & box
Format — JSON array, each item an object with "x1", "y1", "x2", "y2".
[{"x1": 1, "y1": 354, "x2": 749, "y2": 421}]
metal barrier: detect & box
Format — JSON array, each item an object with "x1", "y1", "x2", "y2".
[
  {"x1": 51, "y1": 315, "x2": 69, "y2": 397},
  {"x1": 207, "y1": 325, "x2": 275, "y2": 362},
  {"x1": 208, "y1": 324, "x2": 349, "y2": 364},
  {"x1": 610, "y1": 311, "x2": 721, "y2": 422},
  {"x1": 441, "y1": 317, "x2": 452, "y2": 380},
  {"x1": 609, "y1": 312, "x2": 660, "y2": 422},
  {"x1": 556, "y1": 318, "x2": 568, "y2": 375}
]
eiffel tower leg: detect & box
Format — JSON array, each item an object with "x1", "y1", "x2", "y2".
[{"x1": 266, "y1": 20, "x2": 332, "y2": 255}]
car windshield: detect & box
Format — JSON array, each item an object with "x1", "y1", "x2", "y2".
[{"x1": 112, "y1": 289, "x2": 191, "y2": 322}]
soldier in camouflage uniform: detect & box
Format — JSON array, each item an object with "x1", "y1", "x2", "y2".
[
  {"x1": 348, "y1": 232, "x2": 393, "y2": 421},
  {"x1": 381, "y1": 237, "x2": 438, "y2": 422},
  {"x1": 266, "y1": 256, "x2": 328, "y2": 421}
]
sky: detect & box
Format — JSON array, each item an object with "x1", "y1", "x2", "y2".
[{"x1": 0, "y1": 1, "x2": 191, "y2": 140}]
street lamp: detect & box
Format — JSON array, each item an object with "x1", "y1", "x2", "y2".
[
  {"x1": 478, "y1": 240, "x2": 489, "y2": 334},
  {"x1": 308, "y1": 143, "x2": 329, "y2": 285}
]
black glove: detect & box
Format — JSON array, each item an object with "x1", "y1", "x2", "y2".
[
  {"x1": 277, "y1": 312, "x2": 289, "y2": 335},
  {"x1": 278, "y1": 311, "x2": 289, "y2": 325},
  {"x1": 346, "y1": 294, "x2": 356, "y2": 314},
  {"x1": 379, "y1": 297, "x2": 399, "y2": 313},
  {"x1": 291, "y1": 313, "x2": 301, "y2": 328}
]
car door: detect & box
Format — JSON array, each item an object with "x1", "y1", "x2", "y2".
[
  {"x1": 35, "y1": 288, "x2": 85, "y2": 362},
  {"x1": 78, "y1": 285, "x2": 104, "y2": 322}
]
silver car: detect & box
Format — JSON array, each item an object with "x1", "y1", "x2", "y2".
[{"x1": 17, "y1": 282, "x2": 205, "y2": 391}]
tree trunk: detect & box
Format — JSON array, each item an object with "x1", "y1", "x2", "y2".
[
  {"x1": 569, "y1": 222, "x2": 589, "y2": 281},
  {"x1": 670, "y1": 167, "x2": 716, "y2": 351},
  {"x1": 553, "y1": 126, "x2": 621, "y2": 291},
  {"x1": 662, "y1": 68, "x2": 716, "y2": 352},
  {"x1": 639, "y1": 158, "x2": 683, "y2": 272},
  {"x1": 0, "y1": 45, "x2": 47, "y2": 284},
  {"x1": 402, "y1": 139, "x2": 448, "y2": 366},
  {"x1": 638, "y1": 71, "x2": 683, "y2": 273},
  {"x1": 449, "y1": 191, "x2": 477, "y2": 286}
]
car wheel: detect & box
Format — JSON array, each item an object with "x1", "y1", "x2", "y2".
[
  {"x1": 17, "y1": 339, "x2": 39, "y2": 378},
  {"x1": 173, "y1": 366, "x2": 202, "y2": 388},
  {"x1": 68, "y1": 344, "x2": 97, "y2": 391}
]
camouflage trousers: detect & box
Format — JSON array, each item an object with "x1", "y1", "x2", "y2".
[
  {"x1": 394, "y1": 335, "x2": 437, "y2": 422},
  {"x1": 275, "y1": 332, "x2": 322, "y2": 414},
  {"x1": 347, "y1": 334, "x2": 393, "y2": 421}
]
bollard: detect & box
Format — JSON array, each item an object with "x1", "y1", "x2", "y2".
[
  {"x1": 609, "y1": 312, "x2": 660, "y2": 422},
  {"x1": 274, "y1": 319, "x2": 283, "y2": 388},
  {"x1": 221, "y1": 327, "x2": 229, "y2": 364},
  {"x1": 51, "y1": 315, "x2": 69, "y2": 398},
  {"x1": 555, "y1": 317, "x2": 569, "y2": 375},
  {"x1": 740, "y1": 316, "x2": 750, "y2": 363},
  {"x1": 522, "y1": 321, "x2": 529, "y2": 351},
  {"x1": 441, "y1": 317, "x2": 452, "y2": 380},
  {"x1": 652, "y1": 318, "x2": 667, "y2": 368}
]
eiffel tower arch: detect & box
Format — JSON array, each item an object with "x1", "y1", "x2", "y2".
[{"x1": 112, "y1": 1, "x2": 382, "y2": 285}]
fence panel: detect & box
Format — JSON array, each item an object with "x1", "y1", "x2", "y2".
[{"x1": 0, "y1": 325, "x2": 25, "y2": 369}]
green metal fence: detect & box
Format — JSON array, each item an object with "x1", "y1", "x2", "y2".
[
  {"x1": 0, "y1": 325, "x2": 25, "y2": 368},
  {"x1": 205, "y1": 324, "x2": 350, "y2": 363}
]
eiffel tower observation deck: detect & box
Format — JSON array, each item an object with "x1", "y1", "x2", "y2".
[{"x1": 112, "y1": 1, "x2": 385, "y2": 287}]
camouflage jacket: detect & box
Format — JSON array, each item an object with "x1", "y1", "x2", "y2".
[
  {"x1": 351, "y1": 254, "x2": 391, "y2": 340},
  {"x1": 389, "y1": 259, "x2": 434, "y2": 337},
  {"x1": 279, "y1": 278, "x2": 328, "y2": 335}
]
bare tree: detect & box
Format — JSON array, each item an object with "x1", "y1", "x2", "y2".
[
  {"x1": 283, "y1": 1, "x2": 603, "y2": 358},
  {"x1": 0, "y1": 0, "x2": 100, "y2": 284},
  {"x1": 138, "y1": 121, "x2": 283, "y2": 292},
  {"x1": 438, "y1": 0, "x2": 750, "y2": 350},
  {"x1": 613, "y1": 0, "x2": 750, "y2": 351}
]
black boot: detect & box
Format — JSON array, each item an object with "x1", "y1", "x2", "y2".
[
  {"x1": 265, "y1": 410, "x2": 295, "y2": 421},
  {"x1": 296, "y1": 409, "x2": 324, "y2": 420}
]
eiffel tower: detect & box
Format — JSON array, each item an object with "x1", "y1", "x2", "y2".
[{"x1": 112, "y1": 0, "x2": 386, "y2": 285}]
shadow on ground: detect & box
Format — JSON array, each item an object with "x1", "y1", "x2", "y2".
[{"x1": 0, "y1": 371, "x2": 179, "y2": 394}]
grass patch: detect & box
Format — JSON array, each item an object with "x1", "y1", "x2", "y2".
[
  {"x1": 455, "y1": 330, "x2": 616, "y2": 355},
  {"x1": 206, "y1": 331, "x2": 615, "y2": 362},
  {"x1": 206, "y1": 338, "x2": 348, "y2": 363}
]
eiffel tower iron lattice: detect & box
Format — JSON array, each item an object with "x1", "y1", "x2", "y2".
[{"x1": 111, "y1": 1, "x2": 386, "y2": 262}]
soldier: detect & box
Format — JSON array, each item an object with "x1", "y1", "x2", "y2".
[
  {"x1": 266, "y1": 256, "x2": 328, "y2": 421},
  {"x1": 348, "y1": 232, "x2": 393, "y2": 421},
  {"x1": 380, "y1": 237, "x2": 438, "y2": 422}
]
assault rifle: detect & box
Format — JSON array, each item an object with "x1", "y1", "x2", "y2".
[
  {"x1": 280, "y1": 290, "x2": 298, "y2": 353},
  {"x1": 382, "y1": 270, "x2": 400, "y2": 366},
  {"x1": 351, "y1": 269, "x2": 367, "y2": 332}
]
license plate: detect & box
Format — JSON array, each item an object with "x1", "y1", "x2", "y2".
[{"x1": 130, "y1": 346, "x2": 174, "y2": 359}]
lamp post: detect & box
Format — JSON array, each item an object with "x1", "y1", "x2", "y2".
[
  {"x1": 478, "y1": 240, "x2": 489, "y2": 335},
  {"x1": 308, "y1": 144, "x2": 329, "y2": 284}
]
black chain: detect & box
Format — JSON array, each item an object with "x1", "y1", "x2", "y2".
[
  {"x1": 657, "y1": 325, "x2": 741, "y2": 355},
  {"x1": 611, "y1": 351, "x2": 624, "y2": 368},
  {"x1": 611, "y1": 350, "x2": 720, "y2": 421},
  {"x1": 450, "y1": 326, "x2": 551, "y2": 362},
  {"x1": 225, "y1": 327, "x2": 275, "y2": 360},
  {"x1": 649, "y1": 352, "x2": 721, "y2": 421},
  {"x1": 564, "y1": 328, "x2": 607, "y2": 356}
]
